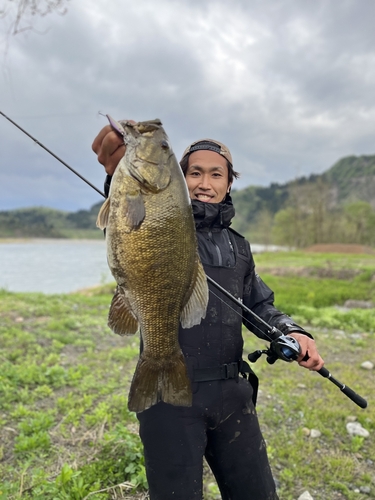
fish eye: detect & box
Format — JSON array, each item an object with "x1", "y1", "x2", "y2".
[{"x1": 161, "y1": 140, "x2": 169, "y2": 150}]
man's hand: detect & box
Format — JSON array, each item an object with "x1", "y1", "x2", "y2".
[
  {"x1": 287, "y1": 332, "x2": 324, "y2": 371},
  {"x1": 92, "y1": 122, "x2": 128, "y2": 175}
]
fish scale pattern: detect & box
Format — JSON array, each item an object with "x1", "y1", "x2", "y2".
[{"x1": 101, "y1": 119, "x2": 208, "y2": 412}]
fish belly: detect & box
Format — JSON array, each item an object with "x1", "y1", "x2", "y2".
[{"x1": 108, "y1": 194, "x2": 198, "y2": 412}]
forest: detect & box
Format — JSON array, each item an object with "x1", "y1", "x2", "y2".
[{"x1": 1, "y1": 154, "x2": 374, "y2": 247}]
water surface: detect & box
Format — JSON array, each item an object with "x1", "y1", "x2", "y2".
[
  {"x1": 0, "y1": 239, "x2": 112, "y2": 294},
  {"x1": 0, "y1": 239, "x2": 285, "y2": 294}
]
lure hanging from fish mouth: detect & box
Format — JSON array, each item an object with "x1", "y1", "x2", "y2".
[{"x1": 0, "y1": 110, "x2": 368, "y2": 409}]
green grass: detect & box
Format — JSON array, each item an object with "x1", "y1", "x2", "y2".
[
  {"x1": 59, "y1": 229, "x2": 104, "y2": 239},
  {"x1": 0, "y1": 290, "x2": 144, "y2": 499},
  {"x1": 255, "y1": 251, "x2": 375, "y2": 332},
  {"x1": 0, "y1": 229, "x2": 103, "y2": 240},
  {"x1": 0, "y1": 251, "x2": 374, "y2": 499},
  {"x1": 254, "y1": 250, "x2": 375, "y2": 271},
  {"x1": 243, "y1": 327, "x2": 375, "y2": 500},
  {"x1": 266, "y1": 273, "x2": 375, "y2": 308}
]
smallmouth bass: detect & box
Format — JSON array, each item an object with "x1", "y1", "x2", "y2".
[{"x1": 97, "y1": 118, "x2": 208, "y2": 413}]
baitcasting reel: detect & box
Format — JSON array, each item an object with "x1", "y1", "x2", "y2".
[{"x1": 248, "y1": 330, "x2": 301, "y2": 365}]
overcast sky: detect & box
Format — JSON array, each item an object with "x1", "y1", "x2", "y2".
[{"x1": 1, "y1": 0, "x2": 374, "y2": 212}]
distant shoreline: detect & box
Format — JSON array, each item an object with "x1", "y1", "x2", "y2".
[
  {"x1": 0, "y1": 238, "x2": 106, "y2": 244},
  {"x1": 0, "y1": 238, "x2": 287, "y2": 253}
]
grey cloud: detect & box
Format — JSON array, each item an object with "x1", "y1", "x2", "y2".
[{"x1": 0, "y1": 0, "x2": 374, "y2": 210}]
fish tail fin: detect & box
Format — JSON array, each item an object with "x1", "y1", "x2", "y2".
[
  {"x1": 159, "y1": 353, "x2": 192, "y2": 408},
  {"x1": 128, "y1": 352, "x2": 192, "y2": 413}
]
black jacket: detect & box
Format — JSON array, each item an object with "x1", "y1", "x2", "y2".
[
  {"x1": 104, "y1": 177, "x2": 310, "y2": 370},
  {"x1": 179, "y1": 196, "x2": 310, "y2": 375}
]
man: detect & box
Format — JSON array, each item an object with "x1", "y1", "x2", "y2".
[{"x1": 92, "y1": 124, "x2": 324, "y2": 500}]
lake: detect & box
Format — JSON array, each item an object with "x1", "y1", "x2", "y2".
[
  {"x1": 0, "y1": 239, "x2": 285, "y2": 294},
  {"x1": 0, "y1": 239, "x2": 113, "y2": 294}
]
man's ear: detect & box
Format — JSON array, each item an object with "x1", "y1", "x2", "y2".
[{"x1": 227, "y1": 182, "x2": 233, "y2": 193}]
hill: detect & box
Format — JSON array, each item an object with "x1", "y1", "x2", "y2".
[
  {"x1": 0, "y1": 154, "x2": 374, "y2": 239},
  {"x1": 0, "y1": 203, "x2": 103, "y2": 239},
  {"x1": 231, "y1": 154, "x2": 375, "y2": 234},
  {"x1": 323, "y1": 155, "x2": 375, "y2": 205}
]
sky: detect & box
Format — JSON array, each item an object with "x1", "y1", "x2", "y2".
[{"x1": 0, "y1": 0, "x2": 374, "y2": 212}]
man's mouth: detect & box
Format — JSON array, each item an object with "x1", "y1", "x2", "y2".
[{"x1": 195, "y1": 193, "x2": 213, "y2": 202}]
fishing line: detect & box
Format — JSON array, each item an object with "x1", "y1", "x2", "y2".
[
  {"x1": 0, "y1": 109, "x2": 278, "y2": 345},
  {"x1": 0, "y1": 110, "x2": 106, "y2": 198},
  {"x1": 208, "y1": 287, "x2": 271, "y2": 342},
  {"x1": 0, "y1": 110, "x2": 368, "y2": 408}
]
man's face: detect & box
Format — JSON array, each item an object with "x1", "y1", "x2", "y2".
[{"x1": 185, "y1": 150, "x2": 232, "y2": 203}]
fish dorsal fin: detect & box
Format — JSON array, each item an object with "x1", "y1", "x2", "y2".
[
  {"x1": 96, "y1": 197, "x2": 111, "y2": 230},
  {"x1": 180, "y1": 256, "x2": 209, "y2": 329},
  {"x1": 108, "y1": 286, "x2": 139, "y2": 335}
]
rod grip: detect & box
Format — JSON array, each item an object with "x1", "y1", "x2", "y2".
[
  {"x1": 341, "y1": 386, "x2": 368, "y2": 409},
  {"x1": 318, "y1": 367, "x2": 330, "y2": 378},
  {"x1": 318, "y1": 367, "x2": 367, "y2": 409}
]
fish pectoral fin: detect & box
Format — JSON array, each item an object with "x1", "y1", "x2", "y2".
[
  {"x1": 127, "y1": 352, "x2": 192, "y2": 413},
  {"x1": 96, "y1": 197, "x2": 110, "y2": 230},
  {"x1": 180, "y1": 256, "x2": 209, "y2": 329},
  {"x1": 124, "y1": 192, "x2": 145, "y2": 229},
  {"x1": 108, "y1": 287, "x2": 139, "y2": 336}
]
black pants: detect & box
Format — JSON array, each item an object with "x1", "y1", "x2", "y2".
[{"x1": 137, "y1": 377, "x2": 278, "y2": 500}]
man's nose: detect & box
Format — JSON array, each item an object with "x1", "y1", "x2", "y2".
[{"x1": 199, "y1": 175, "x2": 211, "y2": 189}]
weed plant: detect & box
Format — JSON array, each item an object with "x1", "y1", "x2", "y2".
[{"x1": 0, "y1": 252, "x2": 374, "y2": 499}]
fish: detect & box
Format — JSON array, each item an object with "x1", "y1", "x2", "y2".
[{"x1": 96, "y1": 118, "x2": 208, "y2": 413}]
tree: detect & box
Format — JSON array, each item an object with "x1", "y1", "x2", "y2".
[
  {"x1": 272, "y1": 207, "x2": 299, "y2": 248},
  {"x1": 248, "y1": 209, "x2": 274, "y2": 247},
  {"x1": 272, "y1": 179, "x2": 332, "y2": 248},
  {"x1": 1, "y1": 0, "x2": 69, "y2": 36},
  {"x1": 344, "y1": 201, "x2": 375, "y2": 245}
]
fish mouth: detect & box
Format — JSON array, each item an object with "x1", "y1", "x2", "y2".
[
  {"x1": 120, "y1": 119, "x2": 172, "y2": 192},
  {"x1": 121, "y1": 119, "x2": 163, "y2": 150},
  {"x1": 124, "y1": 119, "x2": 162, "y2": 136}
]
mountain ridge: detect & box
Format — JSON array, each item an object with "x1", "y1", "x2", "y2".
[
  {"x1": 1, "y1": 154, "x2": 374, "y2": 239},
  {"x1": 231, "y1": 154, "x2": 375, "y2": 234}
]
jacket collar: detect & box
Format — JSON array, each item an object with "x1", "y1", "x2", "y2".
[{"x1": 191, "y1": 194, "x2": 235, "y2": 229}]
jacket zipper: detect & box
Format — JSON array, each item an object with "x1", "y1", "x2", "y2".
[{"x1": 208, "y1": 230, "x2": 223, "y2": 266}]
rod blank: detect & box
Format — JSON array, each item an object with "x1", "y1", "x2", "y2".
[
  {"x1": 1, "y1": 110, "x2": 368, "y2": 409},
  {"x1": 207, "y1": 276, "x2": 368, "y2": 409}
]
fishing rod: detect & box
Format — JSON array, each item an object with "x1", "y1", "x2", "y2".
[
  {"x1": 206, "y1": 276, "x2": 367, "y2": 409},
  {"x1": 0, "y1": 111, "x2": 105, "y2": 198},
  {"x1": 1, "y1": 111, "x2": 368, "y2": 409}
]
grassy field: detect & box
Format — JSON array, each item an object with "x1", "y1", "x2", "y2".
[{"x1": 0, "y1": 252, "x2": 374, "y2": 499}]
